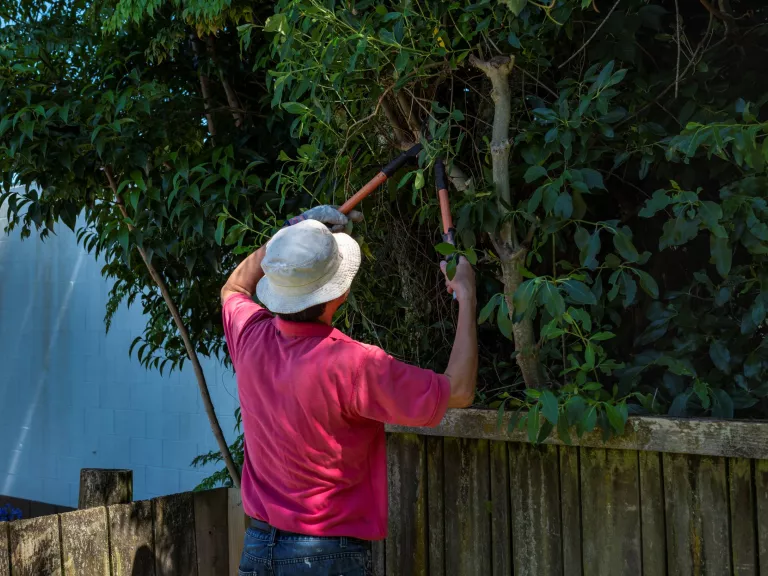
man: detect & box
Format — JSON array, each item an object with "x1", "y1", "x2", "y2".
[{"x1": 221, "y1": 205, "x2": 477, "y2": 575}]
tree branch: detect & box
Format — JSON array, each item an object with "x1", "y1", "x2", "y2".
[
  {"x1": 206, "y1": 35, "x2": 245, "y2": 128},
  {"x1": 470, "y1": 53, "x2": 544, "y2": 389},
  {"x1": 103, "y1": 166, "x2": 241, "y2": 487},
  {"x1": 558, "y1": 0, "x2": 623, "y2": 70},
  {"x1": 191, "y1": 35, "x2": 216, "y2": 139}
]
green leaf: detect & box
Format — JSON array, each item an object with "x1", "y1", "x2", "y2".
[
  {"x1": 463, "y1": 248, "x2": 478, "y2": 266},
  {"x1": 660, "y1": 217, "x2": 700, "y2": 250},
  {"x1": 639, "y1": 189, "x2": 671, "y2": 218},
  {"x1": 538, "y1": 282, "x2": 566, "y2": 317},
  {"x1": 505, "y1": 0, "x2": 528, "y2": 16},
  {"x1": 554, "y1": 192, "x2": 573, "y2": 218},
  {"x1": 557, "y1": 416, "x2": 572, "y2": 445},
  {"x1": 414, "y1": 169, "x2": 425, "y2": 190},
  {"x1": 580, "y1": 406, "x2": 597, "y2": 434},
  {"x1": 622, "y1": 273, "x2": 637, "y2": 307},
  {"x1": 264, "y1": 13, "x2": 288, "y2": 34},
  {"x1": 584, "y1": 344, "x2": 596, "y2": 369},
  {"x1": 709, "y1": 340, "x2": 731, "y2": 374},
  {"x1": 562, "y1": 280, "x2": 596, "y2": 305},
  {"x1": 478, "y1": 294, "x2": 501, "y2": 324},
  {"x1": 711, "y1": 389, "x2": 734, "y2": 419},
  {"x1": 214, "y1": 219, "x2": 226, "y2": 245},
  {"x1": 710, "y1": 235, "x2": 732, "y2": 278},
  {"x1": 613, "y1": 227, "x2": 640, "y2": 262},
  {"x1": 540, "y1": 390, "x2": 559, "y2": 425},
  {"x1": 118, "y1": 228, "x2": 129, "y2": 254},
  {"x1": 524, "y1": 165, "x2": 547, "y2": 183},
  {"x1": 446, "y1": 258, "x2": 457, "y2": 281},
  {"x1": 507, "y1": 32, "x2": 521, "y2": 49},
  {"x1": 693, "y1": 380, "x2": 710, "y2": 409},
  {"x1": 527, "y1": 404, "x2": 540, "y2": 443},
  {"x1": 434, "y1": 242, "x2": 457, "y2": 256},
  {"x1": 512, "y1": 280, "x2": 538, "y2": 320},
  {"x1": 591, "y1": 332, "x2": 616, "y2": 341},
  {"x1": 634, "y1": 269, "x2": 660, "y2": 299},
  {"x1": 580, "y1": 230, "x2": 601, "y2": 270},
  {"x1": 566, "y1": 395, "x2": 586, "y2": 425},
  {"x1": 282, "y1": 101, "x2": 308, "y2": 115},
  {"x1": 497, "y1": 299, "x2": 513, "y2": 340},
  {"x1": 19, "y1": 120, "x2": 34, "y2": 140},
  {"x1": 604, "y1": 403, "x2": 626, "y2": 434},
  {"x1": 579, "y1": 168, "x2": 605, "y2": 190},
  {"x1": 668, "y1": 391, "x2": 691, "y2": 417}
]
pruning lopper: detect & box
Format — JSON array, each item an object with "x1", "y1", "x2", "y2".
[{"x1": 338, "y1": 143, "x2": 456, "y2": 248}]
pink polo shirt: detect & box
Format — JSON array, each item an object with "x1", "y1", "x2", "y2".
[{"x1": 222, "y1": 294, "x2": 450, "y2": 540}]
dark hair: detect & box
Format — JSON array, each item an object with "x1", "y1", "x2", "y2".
[{"x1": 276, "y1": 302, "x2": 327, "y2": 323}]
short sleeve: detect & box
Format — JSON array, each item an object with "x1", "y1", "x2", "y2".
[
  {"x1": 222, "y1": 293, "x2": 271, "y2": 364},
  {"x1": 350, "y1": 346, "x2": 450, "y2": 427}
]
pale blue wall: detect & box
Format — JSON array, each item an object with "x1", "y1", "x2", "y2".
[{"x1": 0, "y1": 195, "x2": 239, "y2": 507}]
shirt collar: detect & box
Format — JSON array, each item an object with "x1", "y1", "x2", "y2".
[{"x1": 274, "y1": 317, "x2": 349, "y2": 341}]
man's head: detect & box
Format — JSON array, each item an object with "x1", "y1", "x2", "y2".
[{"x1": 256, "y1": 219, "x2": 361, "y2": 323}]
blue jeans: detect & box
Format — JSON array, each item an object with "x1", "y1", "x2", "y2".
[{"x1": 239, "y1": 525, "x2": 373, "y2": 575}]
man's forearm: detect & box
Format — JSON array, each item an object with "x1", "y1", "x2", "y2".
[
  {"x1": 445, "y1": 298, "x2": 478, "y2": 408},
  {"x1": 220, "y1": 245, "x2": 267, "y2": 303}
]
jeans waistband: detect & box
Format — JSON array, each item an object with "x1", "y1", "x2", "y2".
[{"x1": 249, "y1": 518, "x2": 370, "y2": 546}]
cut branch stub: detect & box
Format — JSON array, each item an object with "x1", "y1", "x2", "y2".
[{"x1": 471, "y1": 53, "x2": 544, "y2": 388}]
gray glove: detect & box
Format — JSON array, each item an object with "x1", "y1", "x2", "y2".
[{"x1": 285, "y1": 205, "x2": 363, "y2": 233}]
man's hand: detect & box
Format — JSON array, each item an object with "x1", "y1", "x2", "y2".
[
  {"x1": 440, "y1": 256, "x2": 476, "y2": 304},
  {"x1": 285, "y1": 205, "x2": 364, "y2": 232}
]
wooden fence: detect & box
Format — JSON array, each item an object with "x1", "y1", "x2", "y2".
[
  {"x1": 0, "y1": 487, "x2": 247, "y2": 576},
  {"x1": 382, "y1": 409, "x2": 768, "y2": 576},
  {"x1": 3, "y1": 409, "x2": 768, "y2": 575}
]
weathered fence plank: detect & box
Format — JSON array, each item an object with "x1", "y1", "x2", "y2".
[
  {"x1": 756, "y1": 460, "x2": 768, "y2": 576},
  {"x1": 509, "y1": 443, "x2": 562, "y2": 576},
  {"x1": 489, "y1": 441, "x2": 511, "y2": 576},
  {"x1": 426, "y1": 436, "x2": 444, "y2": 576},
  {"x1": 730, "y1": 458, "x2": 758, "y2": 576},
  {"x1": 389, "y1": 409, "x2": 768, "y2": 459},
  {"x1": 663, "y1": 453, "x2": 730, "y2": 576},
  {"x1": 194, "y1": 489, "x2": 229, "y2": 576},
  {"x1": 9, "y1": 515, "x2": 62, "y2": 576},
  {"x1": 371, "y1": 540, "x2": 385, "y2": 576},
  {"x1": 153, "y1": 493, "x2": 197, "y2": 576},
  {"x1": 60, "y1": 506, "x2": 110, "y2": 575},
  {"x1": 638, "y1": 451, "x2": 666, "y2": 576},
  {"x1": 386, "y1": 433, "x2": 427, "y2": 576},
  {"x1": 444, "y1": 437, "x2": 491, "y2": 576},
  {"x1": 108, "y1": 500, "x2": 155, "y2": 576},
  {"x1": 227, "y1": 488, "x2": 247, "y2": 575},
  {"x1": 0, "y1": 521, "x2": 10, "y2": 576},
  {"x1": 559, "y1": 446, "x2": 582, "y2": 576},
  {"x1": 581, "y1": 448, "x2": 641, "y2": 575}
]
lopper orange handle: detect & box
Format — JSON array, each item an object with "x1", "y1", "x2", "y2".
[{"x1": 339, "y1": 172, "x2": 387, "y2": 214}]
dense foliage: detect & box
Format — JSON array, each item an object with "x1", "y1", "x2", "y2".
[{"x1": 1, "y1": 0, "x2": 767, "y2": 483}]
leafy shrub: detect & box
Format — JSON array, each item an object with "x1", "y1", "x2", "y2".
[{"x1": 1, "y1": 0, "x2": 766, "y2": 480}]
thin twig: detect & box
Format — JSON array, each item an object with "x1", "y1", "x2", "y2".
[
  {"x1": 674, "y1": 0, "x2": 681, "y2": 98},
  {"x1": 617, "y1": 12, "x2": 714, "y2": 128},
  {"x1": 518, "y1": 67, "x2": 558, "y2": 99},
  {"x1": 558, "y1": 0, "x2": 623, "y2": 69}
]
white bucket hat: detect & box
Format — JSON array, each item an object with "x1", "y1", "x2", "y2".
[{"x1": 256, "y1": 219, "x2": 362, "y2": 314}]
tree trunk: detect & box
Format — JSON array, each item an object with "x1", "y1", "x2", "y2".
[
  {"x1": 104, "y1": 166, "x2": 241, "y2": 487},
  {"x1": 206, "y1": 35, "x2": 245, "y2": 128},
  {"x1": 191, "y1": 35, "x2": 216, "y2": 139},
  {"x1": 470, "y1": 54, "x2": 544, "y2": 388}
]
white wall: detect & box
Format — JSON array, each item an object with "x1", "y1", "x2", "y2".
[{"x1": 0, "y1": 197, "x2": 239, "y2": 507}]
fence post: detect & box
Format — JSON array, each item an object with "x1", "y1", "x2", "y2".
[{"x1": 78, "y1": 469, "x2": 133, "y2": 509}]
